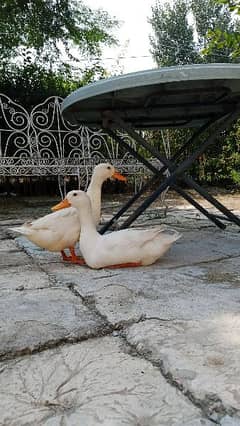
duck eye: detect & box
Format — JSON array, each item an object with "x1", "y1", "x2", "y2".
[
  {"x1": 107, "y1": 166, "x2": 111, "y2": 170},
  {"x1": 73, "y1": 193, "x2": 77, "y2": 196}
]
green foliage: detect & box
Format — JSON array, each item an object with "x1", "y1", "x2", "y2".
[
  {"x1": 200, "y1": 124, "x2": 240, "y2": 185},
  {"x1": 203, "y1": 0, "x2": 240, "y2": 59},
  {"x1": 0, "y1": 0, "x2": 119, "y2": 106},
  {"x1": 191, "y1": 0, "x2": 235, "y2": 62},
  {"x1": 218, "y1": 0, "x2": 240, "y2": 13},
  {"x1": 140, "y1": 124, "x2": 240, "y2": 188},
  {"x1": 149, "y1": 0, "x2": 200, "y2": 66},
  {"x1": 191, "y1": 0, "x2": 232, "y2": 41},
  {"x1": 0, "y1": 61, "x2": 107, "y2": 108},
  {"x1": 0, "y1": 0, "x2": 119, "y2": 67},
  {"x1": 147, "y1": 125, "x2": 240, "y2": 187},
  {"x1": 203, "y1": 28, "x2": 240, "y2": 60},
  {"x1": 148, "y1": 0, "x2": 240, "y2": 187},
  {"x1": 149, "y1": 0, "x2": 238, "y2": 65}
]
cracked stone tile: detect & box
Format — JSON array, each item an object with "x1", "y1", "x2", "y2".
[
  {"x1": 199, "y1": 257, "x2": 240, "y2": 289},
  {"x1": 0, "y1": 235, "x2": 33, "y2": 266},
  {"x1": 162, "y1": 229, "x2": 240, "y2": 268},
  {"x1": 0, "y1": 287, "x2": 107, "y2": 358},
  {"x1": 0, "y1": 226, "x2": 16, "y2": 240},
  {"x1": 135, "y1": 212, "x2": 213, "y2": 231},
  {"x1": 21, "y1": 227, "x2": 240, "y2": 328},
  {"x1": 92, "y1": 270, "x2": 240, "y2": 325},
  {"x1": 15, "y1": 237, "x2": 62, "y2": 264},
  {"x1": 0, "y1": 264, "x2": 51, "y2": 292},
  {"x1": 0, "y1": 336, "x2": 213, "y2": 426},
  {"x1": 0, "y1": 240, "x2": 19, "y2": 251},
  {"x1": 44, "y1": 261, "x2": 240, "y2": 326},
  {"x1": 27, "y1": 227, "x2": 238, "y2": 275},
  {"x1": 45, "y1": 262, "x2": 122, "y2": 292},
  {"x1": 0, "y1": 205, "x2": 52, "y2": 224},
  {"x1": 132, "y1": 207, "x2": 240, "y2": 234},
  {"x1": 18, "y1": 226, "x2": 240, "y2": 270},
  {"x1": 126, "y1": 318, "x2": 240, "y2": 423},
  {"x1": 0, "y1": 248, "x2": 31, "y2": 267},
  {"x1": 221, "y1": 415, "x2": 240, "y2": 425}
]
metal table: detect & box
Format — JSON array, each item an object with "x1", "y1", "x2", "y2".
[{"x1": 61, "y1": 64, "x2": 240, "y2": 231}]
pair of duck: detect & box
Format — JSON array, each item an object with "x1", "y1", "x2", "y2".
[{"x1": 11, "y1": 163, "x2": 181, "y2": 269}]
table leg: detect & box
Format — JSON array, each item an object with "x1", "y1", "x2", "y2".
[
  {"x1": 103, "y1": 108, "x2": 240, "y2": 228},
  {"x1": 103, "y1": 129, "x2": 226, "y2": 230}
]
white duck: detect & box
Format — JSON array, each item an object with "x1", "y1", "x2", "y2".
[
  {"x1": 52, "y1": 190, "x2": 181, "y2": 269},
  {"x1": 9, "y1": 164, "x2": 126, "y2": 263}
]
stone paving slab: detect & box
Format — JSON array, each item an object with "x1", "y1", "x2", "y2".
[
  {"x1": 126, "y1": 318, "x2": 240, "y2": 424},
  {"x1": 1, "y1": 200, "x2": 240, "y2": 425},
  {"x1": 0, "y1": 237, "x2": 31, "y2": 267},
  {"x1": 0, "y1": 264, "x2": 51, "y2": 292},
  {"x1": 0, "y1": 287, "x2": 107, "y2": 358},
  {"x1": 19, "y1": 224, "x2": 239, "y2": 424},
  {"x1": 0, "y1": 249, "x2": 31, "y2": 267},
  {"x1": 15, "y1": 237, "x2": 63, "y2": 264},
  {"x1": 221, "y1": 416, "x2": 240, "y2": 425},
  {"x1": 0, "y1": 240, "x2": 19, "y2": 251},
  {"x1": 42, "y1": 248, "x2": 240, "y2": 326},
  {"x1": 1, "y1": 223, "x2": 25, "y2": 241},
  {"x1": 0, "y1": 336, "x2": 212, "y2": 426},
  {"x1": 114, "y1": 206, "x2": 240, "y2": 233},
  {"x1": 19, "y1": 226, "x2": 240, "y2": 269},
  {"x1": 161, "y1": 228, "x2": 240, "y2": 268}
]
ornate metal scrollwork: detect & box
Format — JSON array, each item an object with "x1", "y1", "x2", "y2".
[{"x1": 0, "y1": 94, "x2": 151, "y2": 189}]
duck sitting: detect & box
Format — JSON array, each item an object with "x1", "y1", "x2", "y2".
[
  {"x1": 9, "y1": 164, "x2": 126, "y2": 264},
  {"x1": 52, "y1": 190, "x2": 181, "y2": 269}
]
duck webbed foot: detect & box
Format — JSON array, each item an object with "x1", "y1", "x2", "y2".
[
  {"x1": 61, "y1": 248, "x2": 86, "y2": 265},
  {"x1": 105, "y1": 262, "x2": 142, "y2": 269}
]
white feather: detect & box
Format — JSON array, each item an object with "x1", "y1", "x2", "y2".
[{"x1": 66, "y1": 190, "x2": 181, "y2": 269}]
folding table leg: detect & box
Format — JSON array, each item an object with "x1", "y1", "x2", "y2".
[
  {"x1": 120, "y1": 181, "x2": 226, "y2": 230},
  {"x1": 99, "y1": 174, "x2": 158, "y2": 234},
  {"x1": 119, "y1": 112, "x2": 240, "y2": 226},
  {"x1": 103, "y1": 109, "x2": 240, "y2": 228},
  {"x1": 183, "y1": 176, "x2": 240, "y2": 227},
  {"x1": 103, "y1": 129, "x2": 225, "y2": 230},
  {"x1": 100, "y1": 121, "x2": 216, "y2": 232}
]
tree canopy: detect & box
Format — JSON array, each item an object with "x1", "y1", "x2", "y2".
[
  {"x1": 204, "y1": 0, "x2": 240, "y2": 59},
  {"x1": 149, "y1": 0, "x2": 199, "y2": 67},
  {"x1": 148, "y1": 0, "x2": 240, "y2": 188},
  {"x1": 0, "y1": 0, "x2": 119, "y2": 105},
  {"x1": 149, "y1": 0, "x2": 239, "y2": 66},
  {"x1": 0, "y1": 0, "x2": 119, "y2": 68}
]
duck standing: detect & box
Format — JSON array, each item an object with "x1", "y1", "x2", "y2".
[{"x1": 9, "y1": 164, "x2": 126, "y2": 263}]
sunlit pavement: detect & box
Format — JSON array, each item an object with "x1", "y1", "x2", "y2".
[{"x1": 0, "y1": 193, "x2": 240, "y2": 425}]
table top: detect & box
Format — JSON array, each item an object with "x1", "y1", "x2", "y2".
[{"x1": 61, "y1": 64, "x2": 240, "y2": 129}]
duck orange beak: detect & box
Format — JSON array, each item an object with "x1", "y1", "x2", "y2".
[
  {"x1": 112, "y1": 171, "x2": 127, "y2": 182},
  {"x1": 51, "y1": 198, "x2": 71, "y2": 211}
]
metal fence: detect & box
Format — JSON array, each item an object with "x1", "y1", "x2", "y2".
[{"x1": 0, "y1": 94, "x2": 149, "y2": 190}]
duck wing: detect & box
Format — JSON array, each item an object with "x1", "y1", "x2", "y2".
[
  {"x1": 25, "y1": 208, "x2": 78, "y2": 230},
  {"x1": 102, "y1": 226, "x2": 172, "y2": 251},
  {"x1": 141, "y1": 227, "x2": 181, "y2": 248},
  {"x1": 9, "y1": 208, "x2": 79, "y2": 235}
]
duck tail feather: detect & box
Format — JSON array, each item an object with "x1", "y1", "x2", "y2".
[
  {"x1": 8, "y1": 226, "x2": 32, "y2": 235},
  {"x1": 161, "y1": 228, "x2": 182, "y2": 242}
]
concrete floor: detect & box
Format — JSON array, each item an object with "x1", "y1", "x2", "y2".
[{"x1": 0, "y1": 191, "x2": 240, "y2": 425}]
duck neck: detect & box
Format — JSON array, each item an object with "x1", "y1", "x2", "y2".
[
  {"x1": 87, "y1": 174, "x2": 104, "y2": 225},
  {"x1": 76, "y1": 200, "x2": 98, "y2": 237}
]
